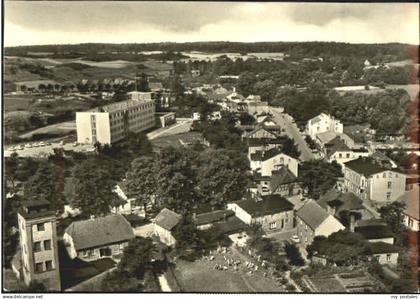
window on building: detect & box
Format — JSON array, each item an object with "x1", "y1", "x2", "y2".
[
  {"x1": 37, "y1": 223, "x2": 45, "y2": 231},
  {"x1": 346, "y1": 153, "x2": 350, "y2": 158},
  {"x1": 35, "y1": 262, "x2": 43, "y2": 273},
  {"x1": 45, "y1": 260, "x2": 53, "y2": 271},
  {"x1": 386, "y1": 192, "x2": 392, "y2": 200},
  {"x1": 383, "y1": 173, "x2": 386, "y2": 178},
  {"x1": 269, "y1": 222, "x2": 277, "y2": 230},
  {"x1": 44, "y1": 240, "x2": 51, "y2": 250},
  {"x1": 387, "y1": 182, "x2": 392, "y2": 189},
  {"x1": 338, "y1": 153, "x2": 342, "y2": 158},
  {"x1": 33, "y1": 241, "x2": 42, "y2": 252},
  {"x1": 386, "y1": 254, "x2": 391, "y2": 262}
]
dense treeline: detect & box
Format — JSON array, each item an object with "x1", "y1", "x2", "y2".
[{"x1": 6, "y1": 41, "x2": 416, "y2": 63}]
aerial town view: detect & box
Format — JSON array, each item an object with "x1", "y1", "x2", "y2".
[{"x1": 2, "y1": 1, "x2": 419, "y2": 294}]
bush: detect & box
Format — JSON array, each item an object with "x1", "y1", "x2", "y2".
[
  {"x1": 286, "y1": 283, "x2": 296, "y2": 291},
  {"x1": 285, "y1": 243, "x2": 305, "y2": 266}
]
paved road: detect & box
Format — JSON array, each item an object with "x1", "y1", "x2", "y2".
[
  {"x1": 269, "y1": 107, "x2": 314, "y2": 161},
  {"x1": 147, "y1": 119, "x2": 192, "y2": 140},
  {"x1": 4, "y1": 142, "x2": 95, "y2": 158}
]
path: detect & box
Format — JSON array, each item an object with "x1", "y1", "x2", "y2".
[
  {"x1": 270, "y1": 107, "x2": 314, "y2": 161},
  {"x1": 158, "y1": 274, "x2": 172, "y2": 292},
  {"x1": 147, "y1": 120, "x2": 192, "y2": 140}
]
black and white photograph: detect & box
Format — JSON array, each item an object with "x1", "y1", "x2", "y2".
[{"x1": 2, "y1": 1, "x2": 419, "y2": 294}]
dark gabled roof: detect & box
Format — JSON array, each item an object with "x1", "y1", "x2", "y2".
[
  {"x1": 296, "y1": 200, "x2": 331, "y2": 230},
  {"x1": 247, "y1": 138, "x2": 284, "y2": 147},
  {"x1": 318, "y1": 189, "x2": 342, "y2": 209},
  {"x1": 195, "y1": 210, "x2": 234, "y2": 226},
  {"x1": 367, "y1": 242, "x2": 400, "y2": 254},
  {"x1": 344, "y1": 157, "x2": 388, "y2": 176},
  {"x1": 355, "y1": 225, "x2": 394, "y2": 240},
  {"x1": 335, "y1": 193, "x2": 364, "y2": 215},
  {"x1": 326, "y1": 137, "x2": 351, "y2": 158},
  {"x1": 232, "y1": 195, "x2": 294, "y2": 217},
  {"x1": 154, "y1": 208, "x2": 182, "y2": 231},
  {"x1": 270, "y1": 167, "x2": 298, "y2": 192},
  {"x1": 245, "y1": 126, "x2": 278, "y2": 139},
  {"x1": 250, "y1": 147, "x2": 287, "y2": 162},
  {"x1": 65, "y1": 214, "x2": 135, "y2": 251}
]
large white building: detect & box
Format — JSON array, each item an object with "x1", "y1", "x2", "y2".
[
  {"x1": 306, "y1": 113, "x2": 343, "y2": 140},
  {"x1": 76, "y1": 92, "x2": 155, "y2": 145},
  {"x1": 250, "y1": 148, "x2": 299, "y2": 177},
  {"x1": 343, "y1": 157, "x2": 406, "y2": 202}
]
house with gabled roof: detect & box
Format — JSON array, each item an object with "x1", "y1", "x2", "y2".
[
  {"x1": 227, "y1": 195, "x2": 294, "y2": 232},
  {"x1": 243, "y1": 125, "x2": 279, "y2": 141},
  {"x1": 366, "y1": 242, "x2": 400, "y2": 265},
  {"x1": 250, "y1": 147, "x2": 299, "y2": 177},
  {"x1": 343, "y1": 157, "x2": 406, "y2": 202},
  {"x1": 254, "y1": 166, "x2": 302, "y2": 197},
  {"x1": 63, "y1": 214, "x2": 135, "y2": 261},
  {"x1": 153, "y1": 208, "x2": 182, "y2": 247},
  {"x1": 354, "y1": 221, "x2": 395, "y2": 244},
  {"x1": 306, "y1": 113, "x2": 343, "y2": 140},
  {"x1": 326, "y1": 138, "x2": 370, "y2": 167},
  {"x1": 296, "y1": 199, "x2": 345, "y2": 247}
]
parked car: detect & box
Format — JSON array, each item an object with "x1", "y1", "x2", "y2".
[
  {"x1": 39, "y1": 142, "x2": 45, "y2": 147},
  {"x1": 25, "y1": 143, "x2": 32, "y2": 148}
]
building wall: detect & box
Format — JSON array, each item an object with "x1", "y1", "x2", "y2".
[
  {"x1": 328, "y1": 150, "x2": 371, "y2": 168},
  {"x1": 369, "y1": 171, "x2": 406, "y2": 202},
  {"x1": 271, "y1": 182, "x2": 302, "y2": 197},
  {"x1": 227, "y1": 203, "x2": 253, "y2": 225},
  {"x1": 344, "y1": 168, "x2": 368, "y2": 200},
  {"x1": 18, "y1": 214, "x2": 61, "y2": 291},
  {"x1": 260, "y1": 154, "x2": 299, "y2": 177},
  {"x1": 76, "y1": 99, "x2": 155, "y2": 145},
  {"x1": 296, "y1": 217, "x2": 315, "y2": 248},
  {"x1": 372, "y1": 252, "x2": 399, "y2": 265},
  {"x1": 403, "y1": 214, "x2": 419, "y2": 231},
  {"x1": 306, "y1": 114, "x2": 343, "y2": 140},
  {"x1": 154, "y1": 225, "x2": 176, "y2": 247},
  {"x1": 247, "y1": 129, "x2": 277, "y2": 139},
  {"x1": 315, "y1": 215, "x2": 345, "y2": 237},
  {"x1": 76, "y1": 242, "x2": 129, "y2": 262}
]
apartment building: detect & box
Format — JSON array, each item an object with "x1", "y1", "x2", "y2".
[
  {"x1": 306, "y1": 113, "x2": 343, "y2": 140},
  {"x1": 250, "y1": 147, "x2": 299, "y2": 177},
  {"x1": 17, "y1": 200, "x2": 61, "y2": 291},
  {"x1": 343, "y1": 157, "x2": 406, "y2": 202},
  {"x1": 76, "y1": 91, "x2": 155, "y2": 145}
]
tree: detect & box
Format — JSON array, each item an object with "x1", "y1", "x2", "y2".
[
  {"x1": 154, "y1": 148, "x2": 198, "y2": 214},
  {"x1": 118, "y1": 237, "x2": 157, "y2": 278},
  {"x1": 125, "y1": 156, "x2": 157, "y2": 218},
  {"x1": 70, "y1": 158, "x2": 122, "y2": 217},
  {"x1": 237, "y1": 71, "x2": 257, "y2": 97},
  {"x1": 125, "y1": 132, "x2": 153, "y2": 156},
  {"x1": 196, "y1": 149, "x2": 249, "y2": 208},
  {"x1": 172, "y1": 218, "x2": 205, "y2": 260},
  {"x1": 5, "y1": 152, "x2": 19, "y2": 193},
  {"x1": 299, "y1": 160, "x2": 343, "y2": 199},
  {"x1": 280, "y1": 137, "x2": 301, "y2": 159},
  {"x1": 26, "y1": 281, "x2": 47, "y2": 292},
  {"x1": 24, "y1": 161, "x2": 65, "y2": 211},
  {"x1": 306, "y1": 230, "x2": 369, "y2": 266},
  {"x1": 101, "y1": 270, "x2": 143, "y2": 292},
  {"x1": 378, "y1": 202, "x2": 406, "y2": 245},
  {"x1": 284, "y1": 243, "x2": 305, "y2": 266}
]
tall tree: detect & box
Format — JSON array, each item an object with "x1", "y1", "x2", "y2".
[
  {"x1": 378, "y1": 201, "x2": 406, "y2": 245},
  {"x1": 24, "y1": 162, "x2": 65, "y2": 211},
  {"x1": 237, "y1": 71, "x2": 257, "y2": 97},
  {"x1": 70, "y1": 159, "x2": 122, "y2": 217},
  {"x1": 196, "y1": 149, "x2": 249, "y2": 208},
  {"x1": 125, "y1": 156, "x2": 157, "y2": 218},
  {"x1": 299, "y1": 160, "x2": 343, "y2": 199}
]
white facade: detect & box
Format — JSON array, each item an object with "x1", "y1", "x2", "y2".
[
  {"x1": 251, "y1": 153, "x2": 299, "y2": 177},
  {"x1": 306, "y1": 113, "x2": 343, "y2": 140},
  {"x1": 344, "y1": 169, "x2": 406, "y2": 202},
  {"x1": 328, "y1": 150, "x2": 371, "y2": 168},
  {"x1": 76, "y1": 96, "x2": 155, "y2": 145}
]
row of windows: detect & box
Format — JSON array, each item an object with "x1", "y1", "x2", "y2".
[
  {"x1": 35, "y1": 260, "x2": 54, "y2": 273},
  {"x1": 109, "y1": 104, "x2": 154, "y2": 119},
  {"x1": 34, "y1": 240, "x2": 52, "y2": 252}
]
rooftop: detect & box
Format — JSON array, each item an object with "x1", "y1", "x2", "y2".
[
  {"x1": 195, "y1": 210, "x2": 235, "y2": 226},
  {"x1": 296, "y1": 200, "x2": 331, "y2": 230},
  {"x1": 88, "y1": 98, "x2": 154, "y2": 114},
  {"x1": 154, "y1": 208, "x2": 182, "y2": 231},
  {"x1": 232, "y1": 195, "x2": 294, "y2": 217},
  {"x1": 250, "y1": 147, "x2": 293, "y2": 162},
  {"x1": 270, "y1": 167, "x2": 298, "y2": 192},
  {"x1": 367, "y1": 241, "x2": 400, "y2": 254},
  {"x1": 355, "y1": 225, "x2": 394, "y2": 240},
  {"x1": 65, "y1": 214, "x2": 135, "y2": 251},
  {"x1": 344, "y1": 157, "x2": 389, "y2": 176}
]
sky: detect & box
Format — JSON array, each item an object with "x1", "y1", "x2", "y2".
[{"x1": 4, "y1": 2, "x2": 419, "y2": 47}]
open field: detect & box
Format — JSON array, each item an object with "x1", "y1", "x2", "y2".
[
  {"x1": 172, "y1": 245, "x2": 283, "y2": 292},
  {"x1": 19, "y1": 120, "x2": 76, "y2": 139},
  {"x1": 4, "y1": 94, "x2": 36, "y2": 112}
]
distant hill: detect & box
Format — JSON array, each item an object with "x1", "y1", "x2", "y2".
[{"x1": 5, "y1": 41, "x2": 417, "y2": 63}]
